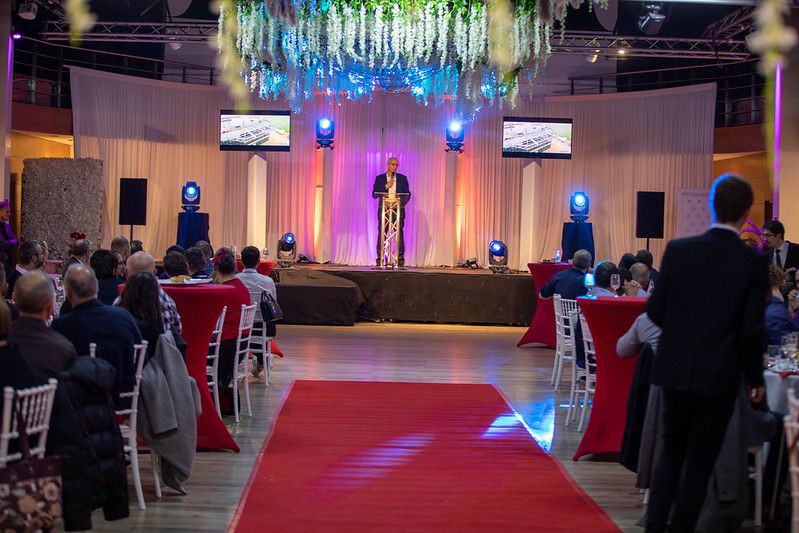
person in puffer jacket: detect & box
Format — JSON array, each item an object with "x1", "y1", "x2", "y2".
[{"x1": 47, "y1": 356, "x2": 129, "y2": 530}]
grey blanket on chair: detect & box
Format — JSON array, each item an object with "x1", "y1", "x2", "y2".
[{"x1": 137, "y1": 330, "x2": 202, "y2": 493}]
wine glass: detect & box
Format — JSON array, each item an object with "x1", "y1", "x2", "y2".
[
  {"x1": 554, "y1": 249, "x2": 562, "y2": 263},
  {"x1": 584, "y1": 272, "x2": 595, "y2": 296},
  {"x1": 610, "y1": 274, "x2": 621, "y2": 296}
]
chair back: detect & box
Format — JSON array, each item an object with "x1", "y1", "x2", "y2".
[
  {"x1": 786, "y1": 389, "x2": 799, "y2": 532},
  {"x1": 116, "y1": 342, "x2": 148, "y2": 426},
  {"x1": 247, "y1": 288, "x2": 264, "y2": 322},
  {"x1": 0, "y1": 379, "x2": 58, "y2": 467},
  {"x1": 237, "y1": 304, "x2": 258, "y2": 348},
  {"x1": 578, "y1": 312, "x2": 597, "y2": 380},
  {"x1": 556, "y1": 297, "x2": 578, "y2": 351},
  {"x1": 209, "y1": 306, "x2": 227, "y2": 353}
]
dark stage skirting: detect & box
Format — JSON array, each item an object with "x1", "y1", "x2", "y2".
[{"x1": 274, "y1": 266, "x2": 535, "y2": 326}]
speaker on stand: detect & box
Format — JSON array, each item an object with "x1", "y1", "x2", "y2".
[
  {"x1": 119, "y1": 178, "x2": 148, "y2": 242},
  {"x1": 635, "y1": 191, "x2": 665, "y2": 251}
]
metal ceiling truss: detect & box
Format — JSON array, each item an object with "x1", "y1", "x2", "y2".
[
  {"x1": 40, "y1": 22, "x2": 752, "y2": 61},
  {"x1": 702, "y1": 7, "x2": 755, "y2": 40}
]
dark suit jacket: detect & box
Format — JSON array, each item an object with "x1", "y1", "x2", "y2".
[
  {"x1": 7, "y1": 267, "x2": 21, "y2": 297},
  {"x1": 647, "y1": 228, "x2": 768, "y2": 396},
  {"x1": 539, "y1": 267, "x2": 588, "y2": 300},
  {"x1": 52, "y1": 299, "x2": 142, "y2": 409},
  {"x1": 9, "y1": 316, "x2": 77, "y2": 381},
  {"x1": 766, "y1": 242, "x2": 799, "y2": 272},
  {"x1": 372, "y1": 173, "x2": 411, "y2": 207}
]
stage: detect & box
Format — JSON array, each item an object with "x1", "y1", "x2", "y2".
[{"x1": 273, "y1": 265, "x2": 536, "y2": 326}]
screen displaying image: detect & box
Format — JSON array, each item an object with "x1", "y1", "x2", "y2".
[
  {"x1": 502, "y1": 117, "x2": 572, "y2": 159},
  {"x1": 220, "y1": 110, "x2": 291, "y2": 151}
]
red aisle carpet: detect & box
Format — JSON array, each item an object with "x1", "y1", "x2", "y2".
[{"x1": 230, "y1": 380, "x2": 619, "y2": 532}]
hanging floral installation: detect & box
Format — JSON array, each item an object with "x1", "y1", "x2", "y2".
[{"x1": 219, "y1": 0, "x2": 604, "y2": 114}]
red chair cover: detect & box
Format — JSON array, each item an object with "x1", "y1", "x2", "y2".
[
  {"x1": 517, "y1": 262, "x2": 570, "y2": 348},
  {"x1": 573, "y1": 296, "x2": 647, "y2": 460},
  {"x1": 235, "y1": 260, "x2": 277, "y2": 277},
  {"x1": 162, "y1": 284, "x2": 240, "y2": 452}
]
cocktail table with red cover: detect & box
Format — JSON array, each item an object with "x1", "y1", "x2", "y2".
[
  {"x1": 161, "y1": 283, "x2": 240, "y2": 452},
  {"x1": 517, "y1": 262, "x2": 570, "y2": 348},
  {"x1": 235, "y1": 259, "x2": 277, "y2": 277},
  {"x1": 574, "y1": 296, "x2": 647, "y2": 460}
]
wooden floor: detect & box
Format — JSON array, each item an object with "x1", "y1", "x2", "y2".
[{"x1": 90, "y1": 323, "x2": 647, "y2": 532}]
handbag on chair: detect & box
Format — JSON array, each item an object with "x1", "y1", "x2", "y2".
[
  {"x1": 259, "y1": 291, "x2": 284, "y2": 324},
  {"x1": 0, "y1": 403, "x2": 62, "y2": 532}
]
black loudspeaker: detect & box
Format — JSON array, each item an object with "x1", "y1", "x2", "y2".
[
  {"x1": 636, "y1": 191, "x2": 665, "y2": 239},
  {"x1": 119, "y1": 178, "x2": 148, "y2": 226}
]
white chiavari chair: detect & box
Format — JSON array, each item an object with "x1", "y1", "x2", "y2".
[
  {"x1": 247, "y1": 289, "x2": 274, "y2": 387},
  {"x1": 0, "y1": 379, "x2": 58, "y2": 467},
  {"x1": 206, "y1": 306, "x2": 227, "y2": 415},
  {"x1": 232, "y1": 304, "x2": 257, "y2": 423}
]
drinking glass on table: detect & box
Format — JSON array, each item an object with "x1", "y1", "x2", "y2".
[
  {"x1": 554, "y1": 249, "x2": 562, "y2": 263},
  {"x1": 584, "y1": 272, "x2": 595, "y2": 297},
  {"x1": 780, "y1": 335, "x2": 798, "y2": 371},
  {"x1": 610, "y1": 274, "x2": 621, "y2": 296}
]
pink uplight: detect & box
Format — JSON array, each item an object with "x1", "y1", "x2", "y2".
[{"x1": 12, "y1": 34, "x2": 21, "y2": 40}]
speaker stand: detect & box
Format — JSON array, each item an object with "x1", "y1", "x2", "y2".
[
  {"x1": 645, "y1": 237, "x2": 650, "y2": 251},
  {"x1": 129, "y1": 225, "x2": 134, "y2": 243}
]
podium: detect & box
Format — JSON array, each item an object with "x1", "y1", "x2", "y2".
[
  {"x1": 177, "y1": 212, "x2": 210, "y2": 249},
  {"x1": 375, "y1": 192, "x2": 407, "y2": 269}
]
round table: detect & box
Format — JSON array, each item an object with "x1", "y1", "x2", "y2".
[
  {"x1": 161, "y1": 283, "x2": 240, "y2": 452},
  {"x1": 236, "y1": 260, "x2": 277, "y2": 277},
  {"x1": 574, "y1": 296, "x2": 647, "y2": 460},
  {"x1": 517, "y1": 262, "x2": 570, "y2": 348}
]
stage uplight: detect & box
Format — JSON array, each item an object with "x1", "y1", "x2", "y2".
[
  {"x1": 488, "y1": 239, "x2": 509, "y2": 274},
  {"x1": 182, "y1": 181, "x2": 201, "y2": 212},
  {"x1": 316, "y1": 117, "x2": 335, "y2": 149},
  {"x1": 12, "y1": 33, "x2": 21, "y2": 40},
  {"x1": 278, "y1": 232, "x2": 297, "y2": 268},
  {"x1": 570, "y1": 192, "x2": 590, "y2": 222},
  {"x1": 445, "y1": 120, "x2": 465, "y2": 153}
]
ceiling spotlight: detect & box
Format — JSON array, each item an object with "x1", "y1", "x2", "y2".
[
  {"x1": 585, "y1": 54, "x2": 598, "y2": 63},
  {"x1": 617, "y1": 48, "x2": 626, "y2": 55},
  {"x1": 12, "y1": 33, "x2": 21, "y2": 40},
  {"x1": 17, "y1": 2, "x2": 37, "y2": 20},
  {"x1": 638, "y1": 3, "x2": 666, "y2": 36}
]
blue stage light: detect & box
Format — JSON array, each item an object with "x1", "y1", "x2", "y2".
[
  {"x1": 570, "y1": 191, "x2": 590, "y2": 222},
  {"x1": 489, "y1": 240, "x2": 506, "y2": 256},
  {"x1": 445, "y1": 120, "x2": 465, "y2": 153},
  {"x1": 282, "y1": 232, "x2": 295, "y2": 244},
  {"x1": 278, "y1": 232, "x2": 297, "y2": 267},
  {"x1": 316, "y1": 117, "x2": 335, "y2": 149},
  {"x1": 182, "y1": 181, "x2": 201, "y2": 212},
  {"x1": 488, "y1": 239, "x2": 509, "y2": 273}
]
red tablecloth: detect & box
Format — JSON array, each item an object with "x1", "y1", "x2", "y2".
[
  {"x1": 517, "y1": 262, "x2": 570, "y2": 348},
  {"x1": 162, "y1": 284, "x2": 240, "y2": 452},
  {"x1": 236, "y1": 260, "x2": 277, "y2": 277},
  {"x1": 574, "y1": 296, "x2": 647, "y2": 460}
]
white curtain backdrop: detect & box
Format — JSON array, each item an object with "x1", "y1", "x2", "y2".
[{"x1": 71, "y1": 67, "x2": 715, "y2": 267}]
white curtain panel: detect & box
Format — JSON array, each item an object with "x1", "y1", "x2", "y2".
[{"x1": 71, "y1": 66, "x2": 715, "y2": 268}]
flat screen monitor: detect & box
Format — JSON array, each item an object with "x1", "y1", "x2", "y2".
[
  {"x1": 502, "y1": 117, "x2": 572, "y2": 159},
  {"x1": 220, "y1": 110, "x2": 291, "y2": 151}
]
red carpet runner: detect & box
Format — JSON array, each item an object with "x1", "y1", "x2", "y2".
[{"x1": 230, "y1": 380, "x2": 619, "y2": 532}]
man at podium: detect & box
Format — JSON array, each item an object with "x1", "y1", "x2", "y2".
[{"x1": 372, "y1": 157, "x2": 411, "y2": 267}]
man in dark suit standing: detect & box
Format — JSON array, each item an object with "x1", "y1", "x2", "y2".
[
  {"x1": 763, "y1": 219, "x2": 799, "y2": 273},
  {"x1": 372, "y1": 157, "x2": 411, "y2": 267},
  {"x1": 645, "y1": 174, "x2": 768, "y2": 532}
]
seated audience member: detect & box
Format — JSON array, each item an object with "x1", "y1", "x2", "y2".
[
  {"x1": 619, "y1": 252, "x2": 638, "y2": 271},
  {"x1": 166, "y1": 244, "x2": 186, "y2": 256},
  {"x1": 52, "y1": 265, "x2": 142, "y2": 408},
  {"x1": 623, "y1": 262, "x2": 651, "y2": 298},
  {"x1": 9, "y1": 271, "x2": 76, "y2": 380},
  {"x1": 124, "y1": 252, "x2": 182, "y2": 334},
  {"x1": 214, "y1": 252, "x2": 252, "y2": 412},
  {"x1": 8, "y1": 239, "x2": 44, "y2": 297},
  {"x1": 110, "y1": 236, "x2": 131, "y2": 264},
  {"x1": 186, "y1": 247, "x2": 210, "y2": 279},
  {"x1": 64, "y1": 239, "x2": 92, "y2": 274},
  {"x1": 130, "y1": 240, "x2": 144, "y2": 255},
  {"x1": 763, "y1": 219, "x2": 799, "y2": 273},
  {"x1": 592, "y1": 261, "x2": 619, "y2": 297},
  {"x1": 119, "y1": 271, "x2": 165, "y2": 361},
  {"x1": 163, "y1": 251, "x2": 191, "y2": 283},
  {"x1": 237, "y1": 245, "x2": 277, "y2": 376},
  {"x1": 539, "y1": 249, "x2": 592, "y2": 300},
  {"x1": 765, "y1": 265, "x2": 799, "y2": 346},
  {"x1": 617, "y1": 267, "x2": 633, "y2": 296},
  {"x1": 91, "y1": 249, "x2": 125, "y2": 305},
  {"x1": 0, "y1": 266, "x2": 19, "y2": 320},
  {"x1": 36, "y1": 239, "x2": 50, "y2": 266},
  {"x1": 617, "y1": 312, "x2": 662, "y2": 359},
  {"x1": 0, "y1": 300, "x2": 37, "y2": 413},
  {"x1": 195, "y1": 240, "x2": 214, "y2": 277},
  {"x1": 635, "y1": 249, "x2": 659, "y2": 284}
]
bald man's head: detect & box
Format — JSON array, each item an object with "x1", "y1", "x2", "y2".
[
  {"x1": 127, "y1": 251, "x2": 156, "y2": 276},
  {"x1": 64, "y1": 264, "x2": 98, "y2": 307},
  {"x1": 630, "y1": 262, "x2": 650, "y2": 286},
  {"x1": 15, "y1": 271, "x2": 54, "y2": 318}
]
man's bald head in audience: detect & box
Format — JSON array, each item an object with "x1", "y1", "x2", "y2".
[
  {"x1": 64, "y1": 264, "x2": 98, "y2": 307},
  {"x1": 126, "y1": 251, "x2": 156, "y2": 276},
  {"x1": 15, "y1": 271, "x2": 54, "y2": 318}
]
